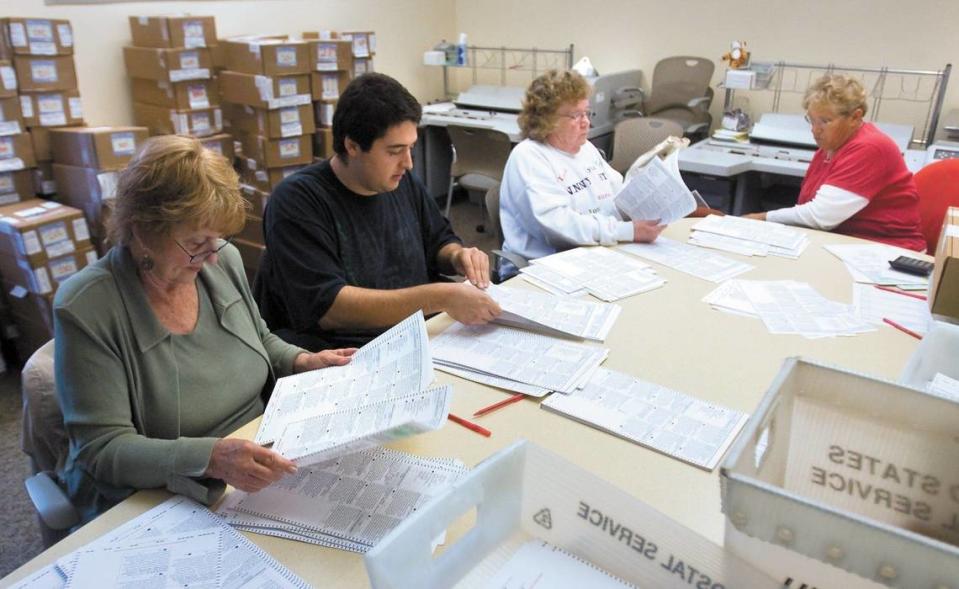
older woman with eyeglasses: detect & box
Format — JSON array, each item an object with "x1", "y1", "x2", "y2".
[
  {"x1": 498, "y1": 69, "x2": 664, "y2": 278},
  {"x1": 53, "y1": 135, "x2": 356, "y2": 524},
  {"x1": 745, "y1": 74, "x2": 925, "y2": 251}
]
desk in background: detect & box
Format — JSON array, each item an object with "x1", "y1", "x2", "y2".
[{"x1": 4, "y1": 219, "x2": 923, "y2": 587}]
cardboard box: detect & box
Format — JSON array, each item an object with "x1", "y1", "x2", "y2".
[
  {"x1": 238, "y1": 213, "x2": 263, "y2": 245},
  {"x1": 50, "y1": 126, "x2": 149, "y2": 171},
  {"x1": 19, "y1": 90, "x2": 84, "y2": 128},
  {"x1": 218, "y1": 70, "x2": 311, "y2": 110},
  {"x1": 0, "y1": 60, "x2": 17, "y2": 97},
  {"x1": 3, "y1": 281, "x2": 54, "y2": 334},
  {"x1": 339, "y1": 31, "x2": 376, "y2": 58},
  {"x1": 929, "y1": 206, "x2": 959, "y2": 322},
  {"x1": 0, "y1": 95, "x2": 22, "y2": 135},
  {"x1": 51, "y1": 163, "x2": 117, "y2": 240},
  {"x1": 225, "y1": 38, "x2": 311, "y2": 76},
  {"x1": 310, "y1": 71, "x2": 350, "y2": 102},
  {"x1": 130, "y1": 77, "x2": 219, "y2": 110},
  {"x1": 209, "y1": 42, "x2": 228, "y2": 70},
  {"x1": 353, "y1": 58, "x2": 374, "y2": 78},
  {"x1": 132, "y1": 102, "x2": 223, "y2": 137},
  {"x1": 0, "y1": 133, "x2": 37, "y2": 170},
  {"x1": 123, "y1": 46, "x2": 212, "y2": 82},
  {"x1": 198, "y1": 132, "x2": 235, "y2": 162},
  {"x1": 308, "y1": 39, "x2": 352, "y2": 72},
  {"x1": 314, "y1": 101, "x2": 335, "y2": 127},
  {"x1": 33, "y1": 162, "x2": 55, "y2": 195},
  {"x1": 4, "y1": 18, "x2": 74, "y2": 56},
  {"x1": 0, "y1": 245, "x2": 97, "y2": 295},
  {"x1": 235, "y1": 131, "x2": 312, "y2": 168},
  {"x1": 239, "y1": 183, "x2": 270, "y2": 217},
  {"x1": 241, "y1": 161, "x2": 305, "y2": 194},
  {"x1": 313, "y1": 127, "x2": 333, "y2": 159},
  {"x1": 129, "y1": 16, "x2": 217, "y2": 49},
  {"x1": 13, "y1": 55, "x2": 78, "y2": 92},
  {"x1": 0, "y1": 199, "x2": 91, "y2": 267},
  {"x1": 28, "y1": 127, "x2": 51, "y2": 162},
  {"x1": 223, "y1": 102, "x2": 314, "y2": 139},
  {"x1": 0, "y1": 169, "x2": 34, "y2": 205}
]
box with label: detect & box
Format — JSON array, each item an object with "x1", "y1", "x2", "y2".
[
  {"x1": 239, "y1": 183, "x2": 270, "y2": 218},
  {"x1": 314, "y1": 101, "x2": 335, "y2": 127},
  {"x1": 0, "y1": 199, "x2": 91, "y2": 267},
  {"x1": 310, "y1": 71, "x2": 350, "y2": 102},
  {"x1": 224, "y1": 38, "x2": 311, "y2": 76},
  {"x1": 133, "y1": 102, "x2": 223, "y2": 137},
  {"x1": 339, "y1": 31, "x2": 376, "y2": 58},
  {"x1": 223, "y1": 102, "x2": 314, "y2": 139},
  {"x1": 123, "y1": 46, "x2": 212, "y2": 83},
  {"x1": 129, "y1": 16, "x2": 216, "y2": 49},
  {"x1": 313, "y1": 127, "x2": 333, "y2": 159},
  {"x1": 237, "y1": 213, "x2": 263, "y2": 245},
  {"x1": 130, "y1": 77, "x2": 219, "y2": 110},
  {"x1": 218, "y1": 70, "x2": 311, "y2": 110},
  {"x1": 33, "y1": 162, "x2": 55, "y2": 195},
  {"x1": 13, "y1": 55, "x2": 77, "y2": 92},
  {"x1": 308, "y1": 39, "x2": 352, "y2": 72},
  {"x1": 4, "y1": 18, "x2": 74, "y2": 56},
  {"x1": 19, "y1": 90, "x2": 84, "y2": 128},
  {"x1": 209, "y1": 42, "x2": 227, "y2": 70},
  {"x1": 0, "y1": 169, "x2": 33, "y2": 205},
  {"x1": 240, "y1": 160, "x2": 306, "y2": 194},
  {"x1": 51, "y1": 164, "x2": 118, "y2": 235},
  {"x1": 0, "y1": 60, "x2": 17, "y2": 97},
  {"x1": 235, "y1": 132, "x2": 312, "y2": 169},
  {"x1": 0, "y1": 245, "x2": 96, "y2": 295},
  {"x1": 353, "y1": 58, "x2": 374, "y2": 78},
  {"x1": 50, "y1": 126, "x2": 149, "y2": 171},
  {"x1": 198, "y1": 132, "x2": 235, "y2": 162},
  {"x1": 0, "y1": 133, "x2": 37, "y2": 171},
  {"x1": 28, "y1": 127, "x2": 52, "y2": 162},
  {"x1": 3, "y1": 282, "x2": 54, "y2": 334},
  {"x1": 929, "y1": 206, "x2": 959, "y2": 322},
  {"x1": 721, "y1": 358, "x2": 959, "y2": 589}
]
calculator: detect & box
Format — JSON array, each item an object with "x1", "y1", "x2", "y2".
[{"x1": 888, "y1": 255, "x2": 934, "y2": 277}]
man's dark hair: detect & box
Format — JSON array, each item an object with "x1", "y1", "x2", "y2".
[{"x1": 332, "y1": 73, "x2": 422, "y2": 158}]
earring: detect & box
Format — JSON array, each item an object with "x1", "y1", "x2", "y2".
[{"x1": 140, "y1": 254, "x2": 155, "y2": 271}]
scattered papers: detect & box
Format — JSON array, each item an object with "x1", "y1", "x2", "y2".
[
  {"x1": 432, "y1": 322, "x2": 608, "y2": 394},
  {"x1": 852, "y1": 283, "x2": 932, "y2": 337},
  {"x1": 691, "y1": 215, "x2": 809, "y2": 258},
  {"x1": 615, "y1": 154, "x2": 696, "y2": 225},
  {"x1": 928, "y1": 373, "x2": 959, "y2": 403},
  {"x1": 218, "y1": 447, "x2": 468, "y2": 553},
  {"x1": 824, "y1": 243, "x2": 929, "y2": 287},
  {"x1": 485, "y1": 540, "x2": 635, "y2": 589},
  {"x1": 483, "y1": 282, "x2": 621, "y2": 341},
  {"x1": 520, "y1": 246, "x2": 665, "y2": 301},
  {"x1": 619, "y1": 236, "x2": 753, "y2": 282},
  {"x1": 541, "y1": 367, "x2": 748, "y2": 470}
]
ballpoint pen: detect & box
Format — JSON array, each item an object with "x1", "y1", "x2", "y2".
[
  {"x1": 447, "y1": 413, "x2": 492, "y2": 437},
  {"x1": 874, "y1": 285, "x2": 927, "y2": 301},
  {"x1": 882, "y1": 317, "x2": 922, "y2": 340},
  {"x1": 473, "y1": 393, "x2": 525, "y2": 417}
]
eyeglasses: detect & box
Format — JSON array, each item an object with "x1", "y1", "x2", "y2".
[
  {"x1": 557, "y1": 110, "x2": 591, "y2": 122},
  {"x1": 175, "y1": 237, "x2": 232, "y2": 264},
  {"x1": 804, "y1": 113, "x2": 845, "y2": 128}
]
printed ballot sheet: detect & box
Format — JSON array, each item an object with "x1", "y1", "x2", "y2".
[
  {"x1": 928, "y1": 373, "x2": 959, "y2": 403},
  {"x1": 521, "y1": 246, "x2": 664, "y2": 301},
  {"x1": 852, "y1": 283, "x2": 933, "y2": 336},
  {"x1": 221, "y1": 447, "x2": 468, "y2": 552},
  {"x1": 737, "y1": 280, "x2": 874, "y2": 339},
  {"x1": 541, "y1": 367, "x2": 748, "y2": 470},
  {"x1": 431, "y1": 323, "x2": 608, "y2": 394},
  {"x1": 273, "y1": 385, "x2": 452, "y2": 465},
  {"x1": 619, "y1": 236, "x2": 754, "y2": 283},
  {"x1": 614, "y1": 154, "x2": 696, "y2": 225},
  {"x1": 692, "y1": 214, "x2": 809, "y2": 254},
  {"x1": 484, "y1": 282, "x2": 621, "y2": 341},
  {"x1": 484, "y1": 540, "x2": 636, "y2": 589},
  {"x1": 256, "y1": 311, "x2": 432, "y2": 445},
  {"x1": 435, "y1": 363, "x2": 551, "y2": 397},
  {"x1": 824, "y1": 243, "x2": 929, "y2": 286}
]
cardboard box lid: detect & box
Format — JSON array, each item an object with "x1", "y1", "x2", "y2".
[
  {"x1": 0, "y1": 198, "x2": 83, "y2": 230},
  {"x1": 49, "y1": 126, "x2": 149, "y2": 171}
]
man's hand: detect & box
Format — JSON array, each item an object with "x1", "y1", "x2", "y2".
[
  {"x1": 633, "y1": 219, "x2": 666, "y2": 243},
  {"x1": 293, "y1": 348, "x2": 358, "y2": 373},
  {"x1": 206, "y1": 439, "x2": 296, "y2": 493},
  {"x1": 443, "y1": 282, "x2": 501, "y2": 325},
  {"x1": 451, "y1": 247, "x2": 491, "y2": 288},
  {"x1": 744, "y1": 212, "x2": 767, "y2": 221}
]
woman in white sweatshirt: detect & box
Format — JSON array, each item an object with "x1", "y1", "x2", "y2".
[{"x1": 498, "y1": 70, "x2": 664, "y2": 278}]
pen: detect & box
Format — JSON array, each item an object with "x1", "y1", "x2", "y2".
[
  {"x1": 473, "y1": 393, "x2": 525, "y2": 417},
  {"x1": 874, "y1": 285, "x2": 927, "y2": 301},
  {"x1": 448, "y1": 413, "x2": 492, "y2": 437},
  {"x1": 882, "y1": 317, "x2": 922, "y2": 340}
]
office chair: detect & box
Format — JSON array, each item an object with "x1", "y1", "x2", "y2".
[
  {"x1": 483, "y1": 183, "x2": 528, "y2": 283},
  {"x1": 20, "y1": 339, "x2": 80, "y2": 547},
  {"x1": 444, "y1": 126, "x2": 512, "y2": 233},
  {"x1": 609, "y1": 117, "x2": 684, "y2": 174},
  {"x1": 638, "y1": 56, "x2": 716, "y2": 140},
  {"x1": 914, "y1": 158, "x2": 959, "y2": 253}
]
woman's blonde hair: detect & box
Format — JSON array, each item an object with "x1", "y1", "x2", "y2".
[
  {"x1": 802, "y1": 74, "x2": 868, "y2": 117},
  {"x1": 108, "y1": 135, "x2": 248, "y2": 246},
  {"x1": 518, "y1": 69, "x2": 590, "y2": 142}
]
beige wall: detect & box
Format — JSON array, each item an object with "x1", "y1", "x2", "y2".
[
  {"x1": 0, "y1": 0, "x2": 454, "y2": 126},
  {"x1": 453, "y1": 0, "x2": 959, "y2": 142}
]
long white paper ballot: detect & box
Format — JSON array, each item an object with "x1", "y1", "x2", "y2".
[
  {"x1": 484, "y1": 282, "x2": 621, "y2": 341},
  {"x1": 615, "y1": 153, "x2": 696, "y2": 224},
  {"x1": 256, "y1": 311, "x2": 432, "y2": 445}
]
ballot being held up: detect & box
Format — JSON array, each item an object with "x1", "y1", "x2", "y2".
[{"x1": 614, "y1": 136, "x2": 697, "y2": 225}]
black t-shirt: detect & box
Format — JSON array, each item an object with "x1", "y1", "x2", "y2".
[{"x1": 254, "y1": 159, "x2": 460, "y2": 350}]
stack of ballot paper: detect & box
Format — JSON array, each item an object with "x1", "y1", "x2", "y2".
[
  {"x1": 217, "y1": 447, "x2": 468, "y2": 552},
  {"x1": 619, "y1": 236, "x2": 754, "y2": 282},
  {"x1": 824, "y1": 243, "x2": 930, "y2": 288},
  {"x1": 852, "y1": 283, "x2": 933, "y2": 336},
  {"x1": 432, "y1": 322, "x2": 608, "y2": 396},
  {"x1": 702, "y1": 279, "x2": 875, "y2": 338},
  {"x1": 519, "y1": 246, "x2": 665, "y2": 301},
  {"x1": 690, "y1": 214, "x2": 810, "y2": 258},
  {"x1": 480, "y1": 282, "x2": 621, "y2": 341},
  {"x1": 255, "y1": 312, "x2": 451, "y2": 466},
  {"x1": 541, "y1": 367, "x2": 748, "y2": 470},
  {"x1": 12, "y1": 496, "x2": 309, "y2": 589}
]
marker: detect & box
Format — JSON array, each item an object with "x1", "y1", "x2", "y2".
[
  {"x1": 473, "y1": 393, "x2": 525, "y2": 417},
  {"x1": 447, "y1": 413, "x2": 492, "y2": 437},
  {"x1": 882, "y1": 317, "x2": 922, "y2": 340},
  {"x1": 874, "y1": 285, "x2": 927, "y2": 301}
]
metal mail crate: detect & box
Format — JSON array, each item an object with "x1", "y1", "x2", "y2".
[{"x1": 721, "y1": 357, "x2": 959, "y2": 588}]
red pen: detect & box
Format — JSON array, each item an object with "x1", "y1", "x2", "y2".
[
  {"x1": 473, "y1": 393, "x2": 525, "y2": 417},
  {"x1": 882, "y1": 317, "x2": 922, "y2": 340},
  {"x1": 874, "y1": 285, "x2": 927, "y2": 301},
  {"x1": 447, "y1": 413, "x2": 492, "y2": 437}
]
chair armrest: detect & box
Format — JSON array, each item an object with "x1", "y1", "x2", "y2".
[
  {"x1": 686, "y1": 96, "x2": 711, "y2": 110},
  {"x1": 684, "y1": 122, "x2": 709, "y2": 136},
  {"x1": 491, "y1": 249, "x2": 528, "y2": 271},
  {"x1": 24, "y1": 471, "x2": 79, "y2": 531}
]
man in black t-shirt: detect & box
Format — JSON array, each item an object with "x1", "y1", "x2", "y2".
[{"x1": 254, "y1": 73, "x2": 501, "y2": 350}]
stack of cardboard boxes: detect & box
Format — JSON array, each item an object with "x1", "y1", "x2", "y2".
[
  {"x1": 303, "y1": 34, "x2": 353, "y2": 160},
  {"x1": 1, "y1": 17, "x2": 84, "y2": 204}
]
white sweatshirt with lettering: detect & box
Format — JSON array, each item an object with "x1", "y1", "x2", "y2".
[{"x1": 500, "y1": 138, "x2": 632, "y2": 266}]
